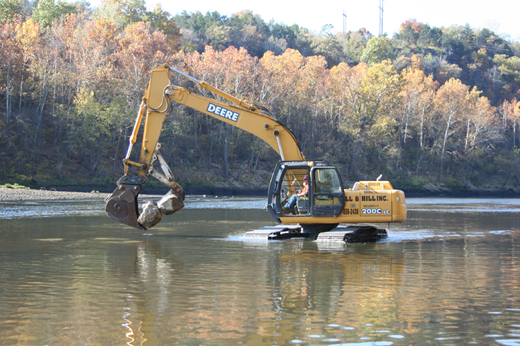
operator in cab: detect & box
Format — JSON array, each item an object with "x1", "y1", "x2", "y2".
[{"x1": 284, "y1": 175, "x2": 309, "y2": 212}]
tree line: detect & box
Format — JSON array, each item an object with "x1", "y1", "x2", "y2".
[{"x1": 1, "y1": 0, "x2": 520, "y2": 190}]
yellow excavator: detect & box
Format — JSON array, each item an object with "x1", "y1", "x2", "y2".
[{"x1": 105, "y1": 64, "x2": 406, "y2": 241}]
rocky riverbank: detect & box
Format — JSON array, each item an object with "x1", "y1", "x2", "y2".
[{"x1": 0, "y1": 187, "x2": 110, "y2": 202}]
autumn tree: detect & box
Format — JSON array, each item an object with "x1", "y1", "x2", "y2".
[
  {"x1": 397, "y1": 57, "x2": 438, "y2": 170},
  {"x1": 71, "y1": 88, "x2": 111, "y2": 171},
  {"x1": 258, "y1": 49, "x2": 332, "y2": 162},
  {"x1": 331, "y1": 60, "x2": 400, "y2": 179},
  {"x1": 256, "y1": 49, "x2": 307, "y2": 127},
  {"x1": 0, "y1": 15, "x2": 23, "y2": 150},
  {"x1": 463, "y1": 90, "x2": 499, "y2": 154},
  {"x1": 115, "y1": 21, "x2": 170, "y2": 106},
  {"x1": 77, "y1": 16, "x2": 119, "y2": 92},
  {"x1": 292, "y1": 54, "x2": 329, "y2": 158},
  {"x1": 498, "y1": 98, "x2": 520, "y2": 147},
  {"x1": 178, "y1": 46, "x2": 259, "y2": 179},
  {"x1": 433, "y1": 78, "x2": 470, "y2": 178}
]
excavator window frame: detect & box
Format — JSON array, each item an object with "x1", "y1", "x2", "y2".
[{"x1": 268, "y1": 161, "x2": 345, "y2": 219}]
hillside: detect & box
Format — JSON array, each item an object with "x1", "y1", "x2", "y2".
[{"x1": 0, "y1": 1, "x2": 519, "y2": 193}]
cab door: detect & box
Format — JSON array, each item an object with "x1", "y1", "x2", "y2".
[
  {"x1": 267, "y1": 161, "x2": 310, "y2": 219},
  {"x1": 310, "y1": 167, "x2": 345, "y2": 217}
]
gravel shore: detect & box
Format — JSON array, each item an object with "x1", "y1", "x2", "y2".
[{"x1": 0, "y1": 187, "x2": 110, "y2": 202}]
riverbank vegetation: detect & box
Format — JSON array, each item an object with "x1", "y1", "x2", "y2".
[{"x1": 1, "y1": 0, "x2": 520, "y2": 192}]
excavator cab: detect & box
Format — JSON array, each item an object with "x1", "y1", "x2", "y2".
[{"x1": 267, "y1": 161, "x2": 346, "y2": 221}]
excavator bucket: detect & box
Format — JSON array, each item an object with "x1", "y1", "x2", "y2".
[
  {"x1": 105, "y1": 179, "x2": 185, "y2": 230},
  {"x1": 105, "y1": 184, "x2": 146, "y2": 230}
]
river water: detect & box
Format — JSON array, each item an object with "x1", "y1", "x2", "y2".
[{"x1": 1, "y1": 196, "x2": 519, "y2": 345}]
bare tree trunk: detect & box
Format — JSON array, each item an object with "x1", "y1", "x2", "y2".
[
  {"x1": 514, "y1": 119, "x2": 517, "y2": 148},
  {"x1": 464, "y1": 119, "x2": 471, "y2": 153},
  {"x1": 419, "y1": 105, "x2": 426, "y2": 149},
  {"x1": 400, "y1": 102, "x2": 412, "y2": 171},
  {"x1": 248, "y1": 149, "x2": 255, "y2": 171},
  {"x1": 349, "y1": 125, "x2": 365, "y2": 180},
  {"x1": 18, "y1": 77, "x2": 23, "y2": 114},
  {"x1": 415, "y1": 102, "x2": 430, "y2": 172},
  {"x1": 440, "y1": 111, "x2": 455, "y2": 179},
  {"x1": 113, "y1": 129, "x2": 122, "y2": 175},
  {"x1": 35, "y1": 68, "x2": 49, "y2": 145},
  {"x1": 56, "y1": 148, "x2": 67, "y2": 179},
  {"x1": 5, "y1": 63, "x2": 11, "y2": 150},
  {"x1": 204, "y1": 114, "x2": 213, "y2": 168},
  {"x1": 223, "y1": 123, "x2": 229, "y2": 179},
  {"x1": 235, "y1": 163, "x2": 246, "y2": 182}
]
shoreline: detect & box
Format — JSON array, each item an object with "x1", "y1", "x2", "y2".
[
  {"x1": 2, "y1": 186, "x2": 520, "y2": 203},
  {"x1": 0, "y1": 186, "x2": 267, "y2": 202},
  {"x1": 0, "y1": 187, "x2": 111, "y2": 202}
]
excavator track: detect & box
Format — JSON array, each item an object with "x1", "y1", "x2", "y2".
[{"x1": 245, "y1": 225, "x2": 387, "y2": 243}]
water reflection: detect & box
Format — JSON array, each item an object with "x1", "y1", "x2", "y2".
[{"x1": 0, "y1": 198, "x2": 519, "y2": 345}]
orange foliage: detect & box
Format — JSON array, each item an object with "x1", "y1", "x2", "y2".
[{"x1": 399, "y1": 19, "x2": 424, "y2": 34}]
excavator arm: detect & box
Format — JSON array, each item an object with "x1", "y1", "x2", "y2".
[{"x1": 106, "y1": 64, "x2": 305, "y2": 230}]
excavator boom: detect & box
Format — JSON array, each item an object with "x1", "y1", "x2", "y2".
[{"x1": 106, "y1": 64, "x2": 305, "y2": 229}]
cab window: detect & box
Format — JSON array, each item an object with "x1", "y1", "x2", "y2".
[
  {"x1": 313, "y1": 168, "x2": 342, "y2": 206},
  {"x1": 281, "y1": 169, "x2": 308, "y2": 197}
]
